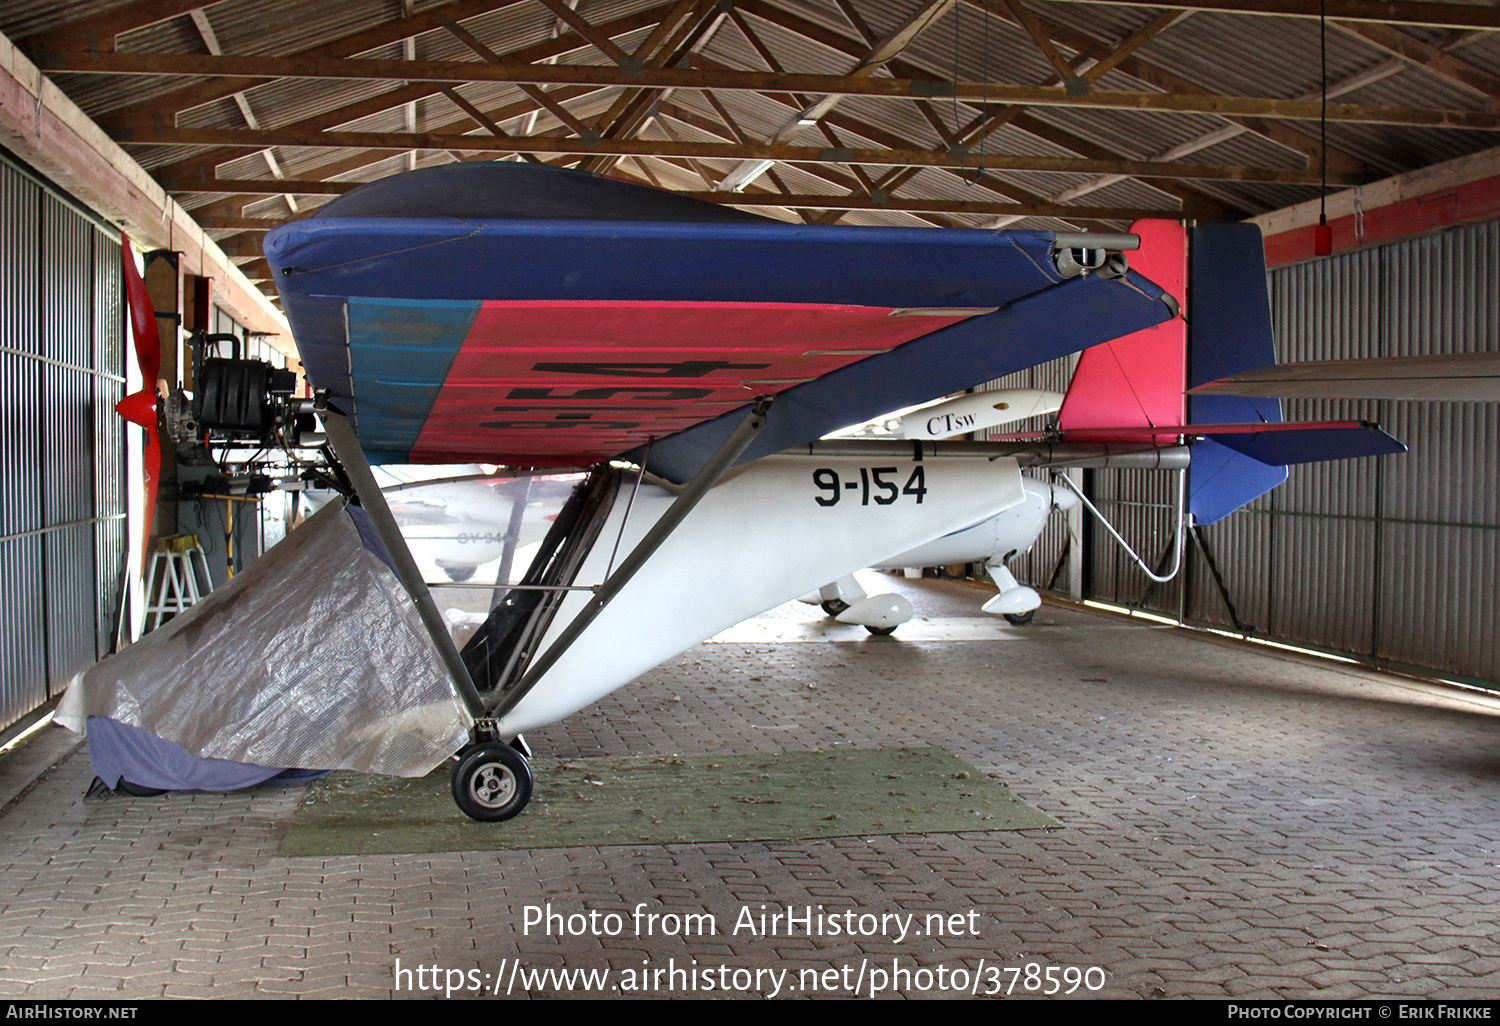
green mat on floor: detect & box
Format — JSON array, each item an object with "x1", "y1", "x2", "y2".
[{"x1": 279, "y1": 747, "x2": 1055, "y2": 856}]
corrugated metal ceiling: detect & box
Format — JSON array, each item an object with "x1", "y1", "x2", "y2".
[{"x1": 4, "y1": 0, "x2": 1499, "y2": 297}]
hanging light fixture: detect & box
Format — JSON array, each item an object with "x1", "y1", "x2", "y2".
[{"x1": 1314, "y1": 0, "x2": 1334, "y2": 256}]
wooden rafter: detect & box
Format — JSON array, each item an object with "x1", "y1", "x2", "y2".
[
  {"x1": 532, "y1": 0, "x2": 631, "y2": 64},
  {"x1": 33, "y1": 0, "x2": 1491, "y2": 308},
  {"x1": 577, "y1": 0, "x2": 722, "y2": 175},
  {"x1": 1043, "y1": 0, "x2": 1500, "y2": 31},
  {"x1": 435, "y1": 13, "x2": 595, "y2": 137},
  {"x1": 123, "y1": 123, "x2": 1368, "y2": 185},
  {"x1": 20, "y1": 0, "x2": 222, "y2": 56},
  {"x1": 693, "y1": 193, "x2": 1174, "y2": 218},
  {"x1": 737, "y1": 0, "x2": 1372, "y2": 177},
  {"x1": 650, "y1": 100, "x2": 962, "y2": 226},
  {"x1": 1077, "y1": 9, "x2": 1193, "y2": 84},
  {"x1": 92, "y1": 0, "x2": 663, "y2": 136},
  {"x1": 144, "y1": 4, "x2": 679, "y2": 194},
  {"x1": 981, "y1": 3, "x2": 1375, "y2": 177},
  {"x1": 694, "y1": 29, "x2": 1241, "y2": 225},
  {"x1": 44, "y1": 52, "x2": 1500, "y2": 130},
  {"x1": 715, "y1": 0, "x2": 954, "y2": 191},
  {"x1": 437, "y1": 86, "x2": 545, "y2": 163},
  {"x1": 1004, "y1": 0, "x2": 1081, "y2": 83},
  {"x1": 186, "y1": 185, "x2": 1174, "y2": 223},
  {"x1": 1333, "y1": 22, "x2": 1500, "y2": 101}
]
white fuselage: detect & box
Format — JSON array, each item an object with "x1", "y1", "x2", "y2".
[
  {"x1": 873, "y1": 477, "x2": 1060, "y2": 570},
  {"x1": 496, "y1": 454, "x2": 1028, "y2": 735}
]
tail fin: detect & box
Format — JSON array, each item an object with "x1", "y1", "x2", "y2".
[
  {"x1": 1182, "y1": 223, "x2": 1289, "y2": 525},
  {"x1": 1058, "y1": 222, "x2": 1404, "y2": 523},
  {"x1": 1058, "y1": 221, "x2": 1361, "y2": 525},
  {"x1": 1057, "y1": 219, "x2": 1187, "y2": 446}
]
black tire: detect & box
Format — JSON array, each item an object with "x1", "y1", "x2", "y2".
[
  {"x1": 820, "y1": 599, "x2": 849, "y2": 616},
  {"x1": 452, "y1": 743, "x2": 532, "y2": 822},
  {"x1": 116, "y1": 779, "x2": 167, "y2": 797},
  {"x1": 1003, "y1": 610, "x2": 1036, "y2": 626},
  {"x1": 865, "y1": 625, "x2": 897, "y2": 636}
]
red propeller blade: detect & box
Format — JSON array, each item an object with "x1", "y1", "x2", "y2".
[
  {"x1": 116, "y1": 233, "x2": 163, "y2": 567},
  {"x1": 120, "y1": 232, "x2": 161, "y2": 385}
]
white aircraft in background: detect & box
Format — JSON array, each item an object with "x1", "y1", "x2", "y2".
[{"x1": 807, "y1": 388, "x2": 1071, "y2": 633}]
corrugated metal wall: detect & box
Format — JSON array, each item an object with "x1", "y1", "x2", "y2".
[
  {"x1": 996, "y1": 220, "x2": 1500, "y2": 689},
  {"x1": 1254, "y1": 221, "x2": 1500, "y2": 685},
  {"x1": 0, "y1": 153, "x2": 127, "y2": 732}
]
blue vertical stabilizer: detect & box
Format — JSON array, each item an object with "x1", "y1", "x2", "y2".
[{"x1": 1187, "y1": 224, "x2": 1287, "y2": 525}]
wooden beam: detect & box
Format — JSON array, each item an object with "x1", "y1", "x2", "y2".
[
  {"x1": 50, "y1": 51, "x2": 1500, "y2": 130},
  {"x1": 578, "y1": 0, "x2": 722, "y2": 174},
  {"x1": 714, "y1": 0, "x2": 953, "y2": 191},
  {"x1": 125, "y1": 123, "x2": 1369, "y2": 184},
  {"x1": 437, "y1": 86, "x2": 546, "y2": 163},
  {"x1": 1042, "y1": 0, "x2": 1500, "y2": 31},
  {"x1": 1078, "y1": 9, "x2": 1192, "y2": 83},
  {"x1": 155, "y1": 84, "x2": 603, "y2": 188},
  {"x1": 1007, "y1": 112, "x2": 1244, "y2": 218},
  {"x1": 0, "y1": 31, "x2": 284, "y2": 337},
  {"x1": 1004, "y1": 0, "x2": 1081, "y2": 83},
  {"x1": 235, "y1": 258, "x2": 273, "y2": 280},
  {"x1": 197, "y1": 217, "x2": 289, "y2": 231},
  {"x1": 978, "y1": 3, "x2": 1375, "y2": 176},
  {"x1": 533, "y1": 0, "x2": 632, "y2": 64},
  {"x1": 1251, "y1": 147, "x2": 1500, "y2": 266},
  {"x1": 735, "y1": 0, "x2": 1371, "y2": 176},
  {"x1": 849, "y1": 0, "x2": 957, "y2": 78},
  {"x1": 93, "y1": 0, "x2": 660, "y2": 136},
  {"x1": 19, "y1": 0, "x2": 210, "y2": 57},
  {"x1": 708, "y1": 72, "x2": 1237, "y2": 220},
  {"x1": 805, "y1": 9, "x2": 1208, "y2": 226},
  {"x1": 1333, "y1": 21, "x2": 1500, "y2": 100}
]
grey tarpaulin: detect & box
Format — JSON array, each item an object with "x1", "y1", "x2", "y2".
[{"x1": 57, "y1": 500, "x2": 471, "y2": 777}]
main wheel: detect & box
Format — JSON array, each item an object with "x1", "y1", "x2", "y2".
[
  {"x1": 821, "y1": 598, "x2": 849, "y2": 616},
  {"x1": 452, "y1": 743, "x2": 533, "y2": 822},
  {"x1": 1003, "y1": 610, "x2": 1036, "y2": 626},
  {"x1": 865, "y1": 625, "x2": 897, "y2": 636}
]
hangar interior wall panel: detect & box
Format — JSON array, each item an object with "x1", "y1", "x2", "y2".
[
  {"x1": 996, "y1": 219, "x2": 1499, "y2": 689},
  {"x1": 0, "y1": 153, "x2": 127, "y2": 733}
]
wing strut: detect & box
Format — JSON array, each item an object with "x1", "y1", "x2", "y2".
[
  {"x1": 322, "y1": 406, "x2": 488, "y2": 721},
  {"x1": 490, "y1": 397, "x2": 775, "y2": 720}
]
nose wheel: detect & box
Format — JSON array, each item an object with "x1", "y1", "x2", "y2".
[{"x1": 452, "y1": 742, "x2": 533, "y2": 821}]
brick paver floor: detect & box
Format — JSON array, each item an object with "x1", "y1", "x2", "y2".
[{"x1": 3, "y1": 576, "x2": 1500, "y2": 1000}]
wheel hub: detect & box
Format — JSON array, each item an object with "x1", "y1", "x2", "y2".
[{"x1": 470, "y1": 763, "x2": 516, "y2": 808}]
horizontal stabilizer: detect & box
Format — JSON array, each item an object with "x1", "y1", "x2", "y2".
[
  {"x1": 1206, "y1": 423, "x2": 1407, "y2": 466},
  {"x1": 1192, "y1": 423, "x2": 1405, "y2": 524}
]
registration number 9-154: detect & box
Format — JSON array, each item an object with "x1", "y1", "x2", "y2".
[{"x1": 812, "y1": 466, "x2": 927, "y2": 507}]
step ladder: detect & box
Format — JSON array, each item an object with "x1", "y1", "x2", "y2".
[{"x1": 144, "y1": 535, "x2": 212, "y2": 633}]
